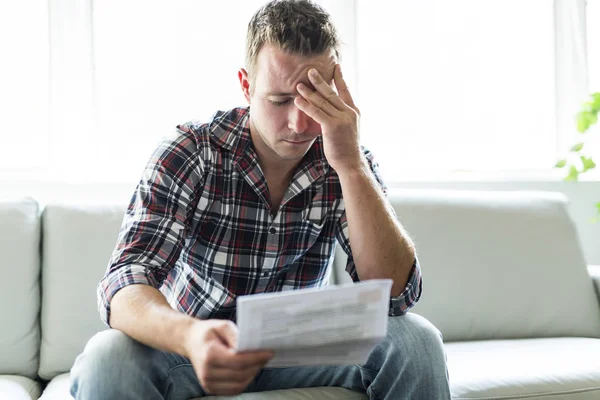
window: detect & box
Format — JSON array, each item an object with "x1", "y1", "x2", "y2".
[
  {"x1": 583, "y1": 0, "x2": 600, "y2": 176},
  {"x1": 0, "y1": 1, "x2": 49, "y2": 180},
  {"x1": 0, "y1": 0, "x2": 596, "y2": 185},
  {"x1": 75, "y1": 0, "x2": 266, "y2": 183},
  {"x1": 356, "y1": 0, "x2": 556, "y2": 180},
  {"x1": 588, "y1": 0, "x2": 599, "y2": 92}
]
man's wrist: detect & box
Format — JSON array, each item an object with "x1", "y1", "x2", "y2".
[
  {"x1": 178, "y1": 316, "x2": 201, "y2": 358},
  {"x1": 334, "y1": 155, "x2": 370, "y2": 181}
]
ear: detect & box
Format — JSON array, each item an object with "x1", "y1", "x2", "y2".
[{"x1": 238, "y1": 68, "x2": 252, "y2": 104}]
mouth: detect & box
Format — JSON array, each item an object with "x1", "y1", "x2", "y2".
[{"x1": 283, "y1": 138, "x2": 313, "y2": 145}]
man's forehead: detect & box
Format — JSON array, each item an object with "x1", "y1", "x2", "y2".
[{"x1": 256, "y1": 45, "x2": 337, "y2": 94}]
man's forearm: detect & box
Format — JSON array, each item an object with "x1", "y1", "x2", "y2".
[
  {"x1": 109, "y1": 284, "x2": 197, "y2": 357},
  {"x1": 338, "y1": 160, "x2": 415, "y2": 296}
]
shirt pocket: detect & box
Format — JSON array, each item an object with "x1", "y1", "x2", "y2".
[
  {"x1": 278, "y1": 216, "x2": 331, "y2": 269},
  {"x1": 274, "y1": 216, "x2": 335, "y2": 288}
]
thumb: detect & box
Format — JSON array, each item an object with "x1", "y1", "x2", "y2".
[{"x1": 214, "y1": 320, "x2": 239, "y2": 350}]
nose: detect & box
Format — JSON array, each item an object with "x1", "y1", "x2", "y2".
[{"x1": 289, "y1": 105, "x2": 309, "y2": 134}]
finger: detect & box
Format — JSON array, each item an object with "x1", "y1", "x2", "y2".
[
  {"x1": 294, "y1": 95, "x2": 330, "y2": 126},
  {"x1": 297, "y1": 82, "x2": 339, "y2": 117},
  {"x1": 228, "y1": 351, "x2": 273, "y2": 370},
  {"x1": 307, "y1": 68, "x2": 347, "y2": 111},
  {"x1": 209, "y1": 344, "x2": 274, "y2": 369},
  {"x1": 203, "y1": 364, "x2": 262, "y2": 382},
  {"x1": 334, "y1": 64, "x2": 358, "y2": 112},
  {"x1": 201, "y1": 364, "x2": 260, "y2": 395}
]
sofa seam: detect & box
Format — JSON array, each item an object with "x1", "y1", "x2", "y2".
[{"x1": 26, "y1": 381, "x2": 38, "y2": 397}]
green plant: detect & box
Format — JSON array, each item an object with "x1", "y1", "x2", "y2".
[{"x1": 555, "y1": 92, "x2": 600, "y2": 221}]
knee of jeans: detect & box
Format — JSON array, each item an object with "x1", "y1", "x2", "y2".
[
  {"x1": 71, "y1": 329, "x2": 152, "y2": 380},
  {"x1": 385, "y1": 313, "x2": 445, "y2": 359}
]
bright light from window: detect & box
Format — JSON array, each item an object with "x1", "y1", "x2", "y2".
[
  {"x1": 0, "y1": 1, "x2": 49, "y2": 177},
  {"x1": 583, "y1": 0, "x2": 600, "y2": 175},
  {"x1": 588, "y1": 0, "x2": 600, "y2": 92},
  {"x1": 356, "y1": 0, "x2": 556, "y2": 180},
  {"x1": 1, "y1": 1, "x2": 590, "y2": 184},
  {"x1": 90, "y1": 0, "x2": 266, "y2": 183}
]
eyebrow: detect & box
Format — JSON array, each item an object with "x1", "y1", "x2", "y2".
[{"x1": 268, "y1": 92, "x2": 296, "y2": 97}]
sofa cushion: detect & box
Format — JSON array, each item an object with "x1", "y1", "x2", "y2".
[
  {"x1": 380, "y1": 189, "x2": 600, "y2": 341},
  {"x1": 39, "y1": 202, "x2": 127, "y2": 380},
  {"x1": 446, "y1": 338, "x2": 600, "y2": 399},
  {"x1": 0, "y1": 375, "x2": 42, "y2": 400},
  {"x1": 38, "y1": 373, "x2": 69, "y2": 399},
  {"x1": 0, "y1": 199, "x2": 41, "y2": 379},
  {"x1": 203, "y1": 387, "x2": 367, "y2": 400},
  {"x1": 38, "y1": 373, "x2": 70, "y2": 399},
  {"x1": 40, "y1": 373, "x2": 367, "y2": 400},
  {"x1": 37, "y1": 339, "x2": 600, "y2": 400}
]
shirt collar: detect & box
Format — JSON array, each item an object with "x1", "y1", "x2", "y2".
[{"x1": 208, "y1": 107, "x2": 252, "y2": 152}]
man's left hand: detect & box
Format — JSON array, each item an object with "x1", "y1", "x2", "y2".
[{"x1": 294, "y1": 64, "x2": 363, "y2": 174}]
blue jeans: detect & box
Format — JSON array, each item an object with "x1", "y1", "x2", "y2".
[{"x1": 70, "y1": 313, "x2": 451, "y2": 400}]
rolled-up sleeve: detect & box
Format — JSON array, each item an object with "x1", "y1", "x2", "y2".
[
  {"x1": 335, "y1": 147, "x2": 422, "y2": 316},
  {"x1": 97, "y1": 126, "x2": 204, "y2": 326},
  {"x1": 388, "y1": 257, "x2": 422, "y2": 316}
]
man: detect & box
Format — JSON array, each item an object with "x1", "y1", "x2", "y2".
[{"x1": 70, "y1": 1, "x2": 451, "y2": 399}]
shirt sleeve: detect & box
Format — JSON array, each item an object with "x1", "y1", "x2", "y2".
[
  {"x1": 97, "y1": 125, "x2": 205, "y2": 327},
  {"x1": 335, "y1": 147, "x2": 422, "y2": 316}
]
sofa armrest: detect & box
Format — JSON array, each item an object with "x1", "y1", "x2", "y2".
[{"x1": 588, "y1": 265, "x2": 600, "y2": 303}]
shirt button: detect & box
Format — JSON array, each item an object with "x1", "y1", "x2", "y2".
[{"x1": 269, "y1": 227, "x2": 276, "y2": 234}]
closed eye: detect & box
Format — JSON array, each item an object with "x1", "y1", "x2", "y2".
[{"x1": 270, "y1": 99, "x2": 291, "y2": 107}]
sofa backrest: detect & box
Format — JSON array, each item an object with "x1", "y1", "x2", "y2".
[
  {"x1": 381, "y1": 189, "x2": 600, "y2": 342},
  {"x1": 0, "y1": 198, "x2": 40, "y2": 379},
  {"x1": 38, "y1": 202, "x2": 127, "y2": 380},
  {"x1": 35, "y1": 189, "x2": 600, "y2": 378}
]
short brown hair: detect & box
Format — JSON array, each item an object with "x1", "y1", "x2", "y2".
[{"x1": 245, "y1": 0, "x2": 341, "y2": 79}]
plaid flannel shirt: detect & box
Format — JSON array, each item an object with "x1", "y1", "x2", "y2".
[{"x1": 98, "y1": 107, "x2": 422, "y2": 326}]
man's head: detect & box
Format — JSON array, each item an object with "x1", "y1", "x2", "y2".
[
  {"x1": 244, "y1": 0, "x2": 341, "y2": 87},
  {"x1": 239, "y1": 0, "x2": 342, "y2": 170}
]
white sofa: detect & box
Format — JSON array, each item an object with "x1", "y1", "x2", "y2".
[{"x1": 2, "y1": 189, "x2": 600, "y2": 400}]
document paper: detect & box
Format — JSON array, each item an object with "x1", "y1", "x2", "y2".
[{"x1": 236, "y1": 279, "x2": 393, "y2": 367}]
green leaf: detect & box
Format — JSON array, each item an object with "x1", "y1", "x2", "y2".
[
  {"x1": 554, "y1": 159, "x2": 567, "y2": 168},
  {"x1": 589, "y1": 112, "x2": 598, "y2": 126},
  {"x1": 565, "y1": 165, "x2": 579, "y2": 181},
  {"x1": 577, "y1": 112, "x2": 590, "y2": 132},
  {"x1": 583, "y1": 101, "x2": 596, "y2": 113},
  {"x1": 592, "y1": 93, "x2": 600, "y2": 110},
  {"x1": 596, "y1": 202, "x2": 600, "y2": 214},
  {"x1": 581, "y1": 156, "x2": 596, "y2": 172},
  {"x1": 570, "y1": 142, "x2": 584, "y2": 152}
]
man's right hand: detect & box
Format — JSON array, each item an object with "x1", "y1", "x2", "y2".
[{"x1": 183, "y1": 319, "x2": 274, "y2": 396}]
